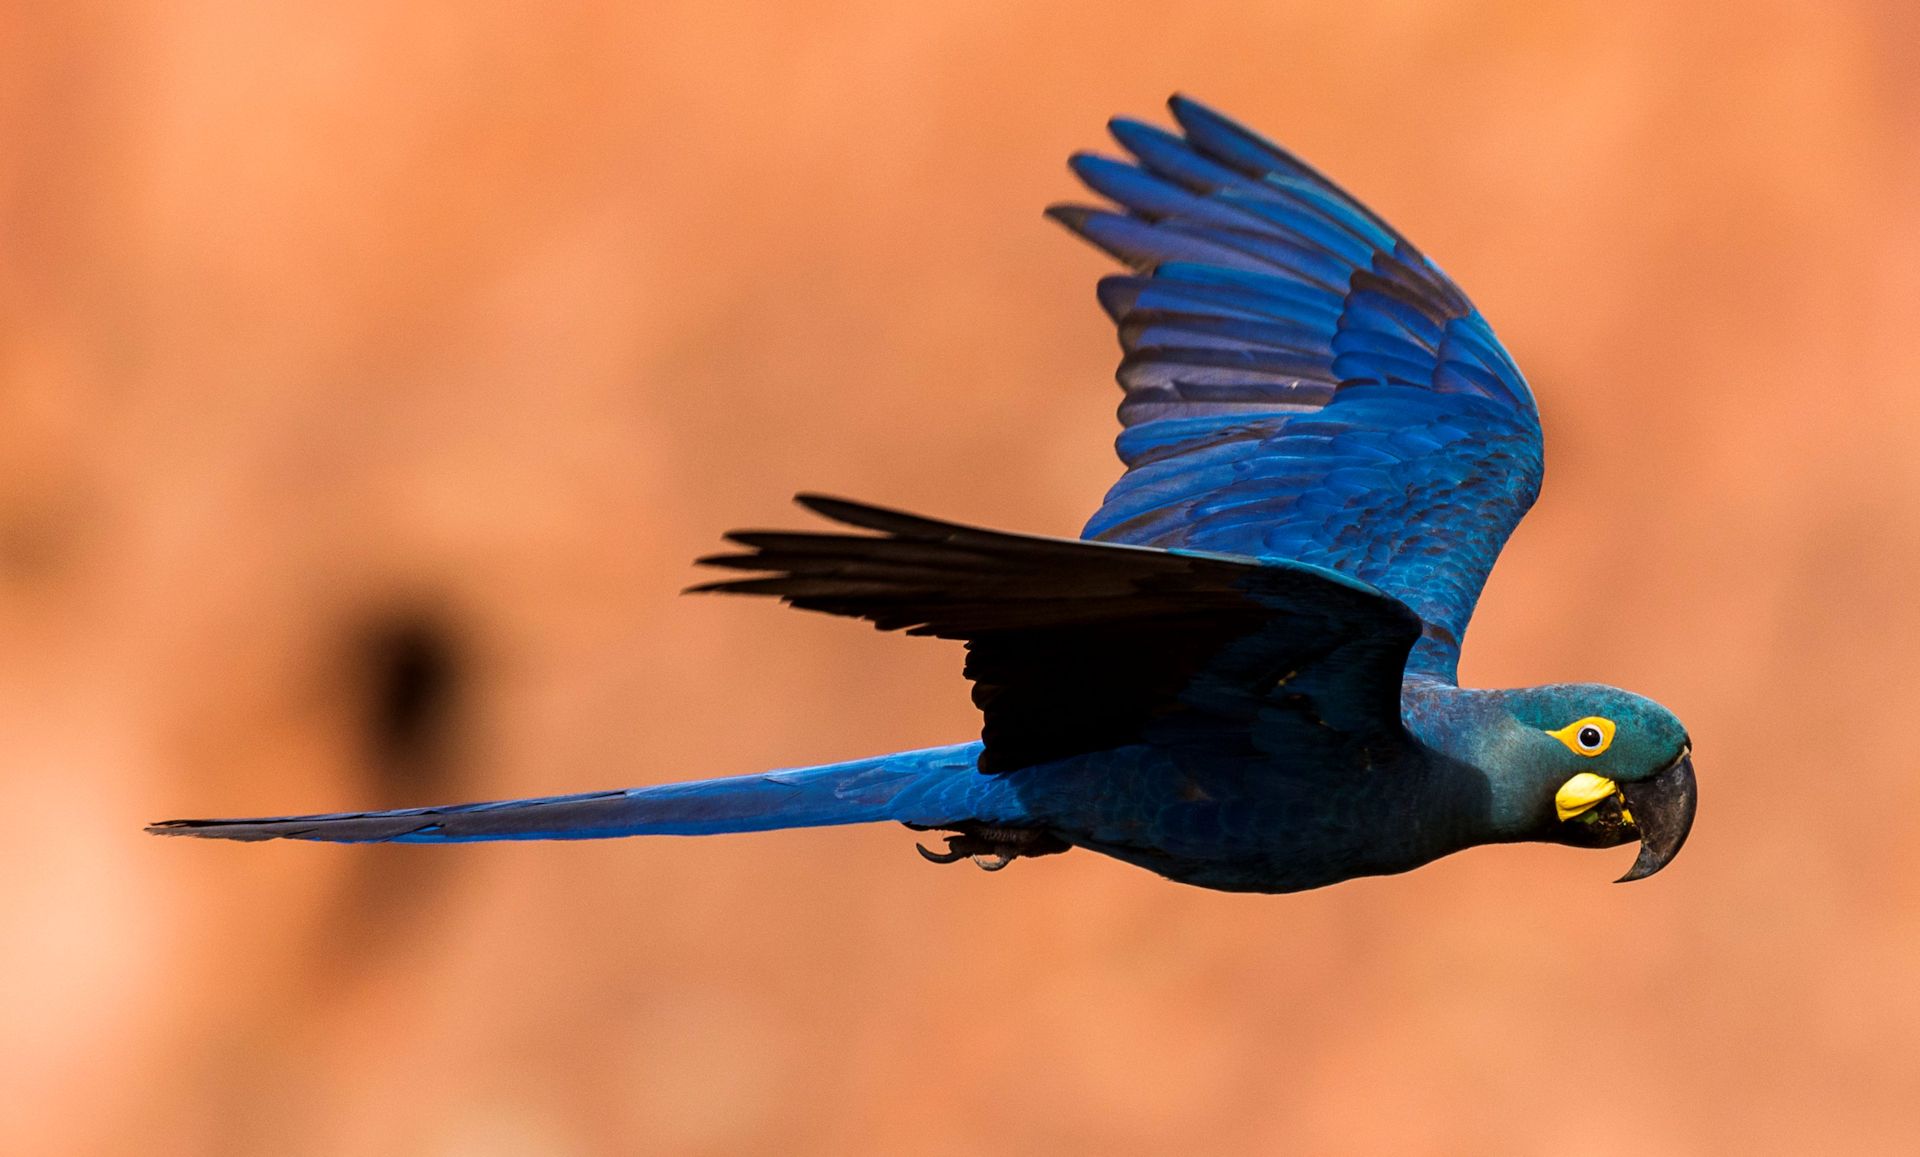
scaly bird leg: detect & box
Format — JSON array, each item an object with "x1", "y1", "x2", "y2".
[{"x1": 908, "y1": 825, "x2": 1071, "y2": 871}]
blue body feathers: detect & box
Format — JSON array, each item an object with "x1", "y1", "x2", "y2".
[{"x1": 150, "y1": 97, "x2": 1697, "y2": 893}]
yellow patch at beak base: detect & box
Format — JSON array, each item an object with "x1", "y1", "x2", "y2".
[{"x1": 1556, "y1": 772, "x2": 1619, "y2": 822}]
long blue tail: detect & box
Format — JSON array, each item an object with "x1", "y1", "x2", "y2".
[{"x1": 147, "y1": 743, "x2": 1008, "y2": 844}]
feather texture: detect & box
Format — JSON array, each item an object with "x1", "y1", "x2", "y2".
[
  {"x1": 142, "y1": 97, "x2": 1703, "y2": 897},
  {"x1": 1052, "y1": 95, "x2": 1542, "y2": 678},
  {"x1": 694, "y1": 495, "x2": 1421, "y2": 774}
]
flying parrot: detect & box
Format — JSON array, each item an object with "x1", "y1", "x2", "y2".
[{"x1": 151, "y1": 96, "x2": 1697, "y2": 893}]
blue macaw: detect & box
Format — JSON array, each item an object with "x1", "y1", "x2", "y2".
[{"x1": 152, "y1": 96, "x2": 1696, "y2": 893}]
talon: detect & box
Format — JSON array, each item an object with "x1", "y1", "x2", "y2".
[
  {"x1": 916, "y1": 840, "x2": 966, "y2": 864},
  {"x1": 911, "y1": 824, "x2": 1068, "y2": 870}
]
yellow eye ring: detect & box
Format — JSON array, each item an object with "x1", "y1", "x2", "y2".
[{"x1": 1548, "y1": 716, "x2": 1615, "y2": 757}]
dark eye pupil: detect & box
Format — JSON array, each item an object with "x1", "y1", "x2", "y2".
[{"x1": 1578, "y1": 726, "x2": 1603, "y2": 749}]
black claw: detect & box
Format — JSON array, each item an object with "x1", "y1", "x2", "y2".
[
  {"x1": 911, "y1": 824, "x2": 1069, "y2": 871},
  {"x1": 916, "y1": 840, "x2": 967, "y2": 864}
]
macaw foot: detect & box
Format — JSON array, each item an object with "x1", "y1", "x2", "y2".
[{"x1": 906, "y1": 823, "x2": 1071, "y2": 871}]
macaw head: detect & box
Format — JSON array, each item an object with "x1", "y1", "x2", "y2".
[{"x1": 1499, "y1": 684, "x2": 1697, "y2": 881}]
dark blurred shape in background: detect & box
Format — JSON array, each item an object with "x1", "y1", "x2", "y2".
[
  {"x1": 5, "y1": 2, "x2": 1920, "y2": 1154},
  {"x1": 352, "y1": 605, "x2": 465, "y2": 785}
]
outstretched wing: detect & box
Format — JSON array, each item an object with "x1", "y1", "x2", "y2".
[
  {"x1": 693, "y1": 496, "x2": 1422, "y2": 774},
  {"x1": 1052, "y1": 96, "x2": 1543, "y2": 679}
]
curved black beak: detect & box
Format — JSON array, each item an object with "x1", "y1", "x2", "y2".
[{"x1": 1615, "y1": 749, "x2": 1696, "y2": 882}]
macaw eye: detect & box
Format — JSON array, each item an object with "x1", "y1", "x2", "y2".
[{"x1": 1548, "y1": 716, "x2": 1615, "y2": 756}]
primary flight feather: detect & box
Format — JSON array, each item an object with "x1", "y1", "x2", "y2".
[{"x1": 151, "y1": 96, "x2": 1696, "y2": 893}]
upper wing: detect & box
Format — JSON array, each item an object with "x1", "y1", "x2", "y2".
[
  {"x1": 1051, "y1": 96, "x2": 1543, "y2": 679},
  {"x1": 692, "y1": 496, "x2": 1421, "y2": 774}
]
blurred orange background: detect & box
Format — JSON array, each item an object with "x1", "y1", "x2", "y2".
[{"x1": 5, "y1": 1, "x2": 1919, "y2": 1153}]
